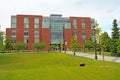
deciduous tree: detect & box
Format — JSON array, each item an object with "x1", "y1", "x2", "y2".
[
  {"x1": 33, "y1": 42, "x2": 45, "y2": 53},
  {"x1": 4, "y1": 37, "x2": 13, "y2": 52},
  {"x1": 0, "y1": 32, "x2": 4, "y2": 52},
  {"x1": 13, "y1": 42, "x2": 27, "y2": 52},
  {"x1": 70, "y1": 36, "x2": 79, "y2": 56}
]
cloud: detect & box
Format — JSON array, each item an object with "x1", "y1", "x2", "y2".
[
  {"x1": 74, "y1": 0, "x2": 84, "y2": 6},
  {"x1": 1, "y1": 0, "x2": 120, "y2": 33}
]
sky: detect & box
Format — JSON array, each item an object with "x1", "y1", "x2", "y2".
[{"x1": 0, "y1": 0, "x2": 120, "y2": 36}]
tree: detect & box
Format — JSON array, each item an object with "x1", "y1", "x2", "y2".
[
  {"x1": 100, "y1": 32, "x2": 111, "y2": 52},
  {"x1": 33, "y1": 42, "x2": 45, "y2": 53},
  {"x1": 111, "y1": 19, "x2": 119, "y2": 56},
  {"x1": 0, "y1": 32, "x2": 4, "y2": 52},
  {"x1": 85, "y1": 37, "x2": 94, "y2": 50},
  {"x1": 116, "y1": 39, "x2": 120, "y2": 56},
  {"x1": 4, "y1": 37, "x2": 13, "y2": 52},
  {"x1": 94, "y1": 21, "x2": 102, "y2": 53},
  {"x1": 13, "y1": 42, "x2": 27, "y2": 52},
  {"x1": 50, "y1": 45, "x2": 57, "y2": 50},
  {"x1": 70, "y1": 36, "x2": 79, "y2": 56},
  {"x1": 94, "y1": 21, "x2": 102, "y2": 44},
  {"x1": 100, "y1": 32, "x2": 112, "y2": 66}
]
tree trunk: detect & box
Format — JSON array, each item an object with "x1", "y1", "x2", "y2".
[
  {"x1": 74, "y1": 51, "x2": 75, "y2": 56},
  {"x1": 102, "y1": 49, "x2": 105, "y2": 67}
]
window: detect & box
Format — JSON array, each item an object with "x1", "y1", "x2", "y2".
[
  {"x1": 24, "y1": 18, "x2": 29, "y2": 28},
  {"x1": 82, "y1": 31, "x2": 86, "y2": 41},
  {"x1": 91, "y1": 19, "x2": 95, "y2": 29},
  {"x1": 34, "y1": 30, "x2": 39, "y2": 43},
  {"x1": 82, "y1": 23, "x2": 85, "y2": 29},
  {"x1": 73, "y1": 20, "x2": 77, "y2": 23},
  {"x1": 73, "y1": 19, "x2": 77, "y2": 25},
  {"x1": 24, "y1": 37, "x2": 29, "y2": 43},
  {"x1": 24, "y1": 23, "x2": 29, "y2": 28},
  {"x1": 12, "y1": 30, "x2": 16, "y2": 36},
  {"x1": 73, "y1": 25, "x2": 77, "y2": 29},
  {"x1": 24, "y1": 30, "x2": 29, "y2": 43},
  {"x1": 74, "y1": 31, "x2": 77, "y2": 40},
  {"x1": 34, "y1": 30, "x2": 39, "y2": 36},
  {"x1": 34, "y1": 18, "x2": 39, "y2": 23},
  {"x1": 82, "y1": 19, "x2": 85, "y2": 23},
  {"x1": 24, "y1": 18, "x2": 29, "y2": 23},
  {"x1": 65, "y1": 23, "x2": 71, "y2": 29},
  {"x1": 34, "y1": 18, "x2": 39, "y2": 28},
  {"x1": 11, "y1": 37, "x2": 16, "y2": 43},
  {"x1": 81, "y1": 19, "x2": 85, "y2": 29},
  {"x1": 11, "y1": 24, "x2": 16, "y2": 28},
  {"x1": 42, "y1": 17, "x2": 50, "y2": 28},
  {"x1": 24, "y1": 30, "x2": 28, "y2": 36},
  {"x1": 11, "y1": 16, "x2": 16, "y2": 23},
  {"x1": 34, "y1": 24, "x2": 39, "y2": 28},
  {"x1": 11, "y1": 16, "x2": 16, "y2": 28},
  {"x1": 34, "y1": 37, "x2": 39, "y2": 43},
  {"x1": 73, "y1": 18, "x2": 77, "y2": 38}
]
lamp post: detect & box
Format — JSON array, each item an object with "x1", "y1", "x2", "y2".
[
  {"x1": 64, "y1": 40, "x2": 67, "y2": 54},
  {"x1": 94, "y1": 26, "x2": 97, "y2": 60},
  {"x1": 83, "y1": 40, "x2": 85, "y2": 53}
]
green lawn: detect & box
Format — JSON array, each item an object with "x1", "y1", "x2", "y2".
[
  {"x1": 0, "y1": 52, "x2": 120, "y2": 80},
  {"x1": 85, "y1": 50, "x2": 112, "y2": 56}
]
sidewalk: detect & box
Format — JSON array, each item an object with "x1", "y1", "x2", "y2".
[{"x1": 65, "y1": 51, "x2": 120, "y2": 63}]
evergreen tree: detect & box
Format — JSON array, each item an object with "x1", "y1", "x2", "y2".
[
  {"x1": 112, "y1": 19, "x2": 119, "y2": 39},
  {"x1": 116, "y1": 39, "x2": 120, "y2": 56},
  {"x1": 111, "y1": 19, "x2": 119, "y2": 56}
]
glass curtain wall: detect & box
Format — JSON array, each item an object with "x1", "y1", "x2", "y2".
[{"x1": 50, "y1": 14, "x2": 64, "y2": 44}]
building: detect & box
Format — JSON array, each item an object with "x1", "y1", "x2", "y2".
[{"x1": 6, "y1": 14, "x2": 95, "y2": 51}]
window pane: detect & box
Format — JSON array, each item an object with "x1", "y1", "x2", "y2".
[
  {"x1": 34, "y1": 37, "x2": 39, "y2": 43},
  {"x1": 82, "y1": 31, "x2": 86, "y2": 41},
  {"x1": 11, "y1": 16, "x2": 16, "y2": 23},
  {"x1": 34, "y1": 18, "x2": 39, "y2": 23},
  {"x1": 24, "y1": 23, "x2": 29, "y2": 28},
  {"x1": 11, "y1": 23, "x2": 16, "y2": 28},
  {"x1": 74, "y1": 25, "x2": 77, "y2": 29},
  {"x1": 42, "y1": 17, "x2": 50, "y2": 28},
  {"x1": 65, "y1": 23, "x2": 71, "y2": 29},
  {"x1": 12, "y1": 30, "x2": 16, "y2": 36},
  {"x1": 24, "y1": 18, "x2": 29, "y2": 23},
  {"x1": 73, "y1": 19, "x2": 77, "y2": 26},
  {"x1": 82, "y1": 23, "x2": 85, "y2": 29},
  {"x1": 24, "y1": 37, "x2": 29, "y2": 43},
  {"x1": 82, "y1": 35, "x2": 86, "y2": 41},
  {"x1": 34, "y1": 30, "x2": 39, "y2": 36},
  {"x1": 34, "y1": 24, "x2": 39, "y2": 28},
  {"x1": 73, "y1": 19, "x2": 77, "y2": 23},
  {"x1": 82, "y1": 19, "x2": 85, "y2": 23},
  {"x1": 24, "y1": 30, "x2": 28, "y2": 36},
  {"x1": 91, "y1": 19, "x2": 94, "y2": 29},
  {"x1": 11, "y1": 37, "x2": 16, "y2": 43}
]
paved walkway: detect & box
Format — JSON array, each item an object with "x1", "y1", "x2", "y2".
[{"x1": 64, "y1": 51, "x2": 120, "y2": 63}]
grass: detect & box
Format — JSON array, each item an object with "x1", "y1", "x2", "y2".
[
  {"x1": 0, "y1": 52, "x2": 120, "y2": 80},
  {"x1": 85, "y1": 50, "x2": 112, "y2": 56}
]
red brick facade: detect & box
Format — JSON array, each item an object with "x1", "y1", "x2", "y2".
[{"x1": 6, "y1": 14, "x2": 94, "y2": 51}]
